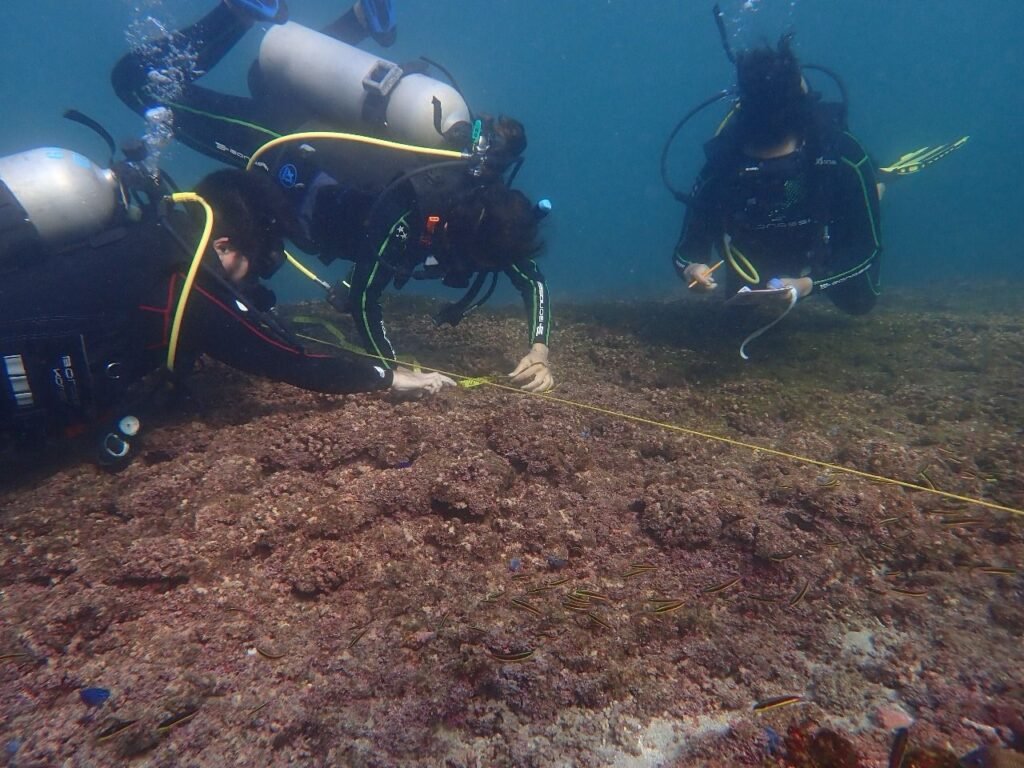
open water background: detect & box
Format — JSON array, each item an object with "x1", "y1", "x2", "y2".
[{"x1": 1, "y1": 0, "x2": 1019, "y2": 301}]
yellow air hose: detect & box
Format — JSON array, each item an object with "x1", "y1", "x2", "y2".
[
  {"x1": 166, "y1": 192, "x2": 214, "y2": 372},
  {"x1": 246, "y1": 130, "x2": 470, "y2": 289},
  {"x1": 245, "y1": 130, "x2": 466, "y2": 172},
  {"x1": 285, "y1": 252, "x2": 331, "y2": 290}
]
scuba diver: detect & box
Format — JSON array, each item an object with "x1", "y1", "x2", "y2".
[
  {"x1": 327, "y1": 115, "x2": 552, "y2": 394},
  {"x1": 665, "y1": 8, "x2": 967, "y2": 359},
  {"x1": 0, "y1": 143, "x2": 453, "y2": 470},
  {"x1": 111, "y1": 0, "x2": 555, "y2": 393}
]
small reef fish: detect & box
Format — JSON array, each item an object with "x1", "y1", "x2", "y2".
[{"x1": 753, "y1": 695, "x2": 803, "y2": 712}]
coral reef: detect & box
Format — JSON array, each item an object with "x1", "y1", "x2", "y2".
[{"x1": 1, "y1": 285, "x2": 1022, "y2": 766}]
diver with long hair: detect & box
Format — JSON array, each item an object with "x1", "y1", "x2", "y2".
[
  {"x1": 112, "y1": 1, "x2": 555, "y2": 393},
  {"x1": 674, "y1": 34, "x2": 883, "y2": 318}
]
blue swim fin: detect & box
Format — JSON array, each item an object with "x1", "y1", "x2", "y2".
[
  {"x1": 359, "y1": 0, "x2": 396, "y2": 46},
  {"x1": 225, "y1": 0, "x2": 289, "y2": 25}
]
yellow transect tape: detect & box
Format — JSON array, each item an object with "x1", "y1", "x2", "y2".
[{"x1": 297, "y1": 332, "x2": 1022, "y2": 518}]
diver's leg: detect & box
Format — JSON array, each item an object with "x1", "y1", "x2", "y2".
[
  {"x1": 112, "y1": 4, "x2": 283, "y2": 167},
  {"x1": 223, "y1": 0, "x2": 289, "y2": 25},
  {"x1": 322, "y1": 0, "x2": 397, "y2": 47},
  {"x1": 159, "y1": 86, "x2": 282, "y2": 168},
  {"x1": 112, "y1": 3, "x2": 249, "y2": 116}
]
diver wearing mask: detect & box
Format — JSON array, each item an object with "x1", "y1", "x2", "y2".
[
  {"x1": 324, "y1": 114, "x2": 553, "y2": 393},
  {"x1": 111, "y1": 1, "x2": 555, "y2": 392},
  {"x1": 0, "y1": 156, "x2": 452, "y2": 469},
  {"x1": 674, "y1": 34, "x2": 882, "y2": 317}
]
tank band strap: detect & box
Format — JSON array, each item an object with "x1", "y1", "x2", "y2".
[{"x1": 3, "y1": 354, "x2": 35, "y2": 410}]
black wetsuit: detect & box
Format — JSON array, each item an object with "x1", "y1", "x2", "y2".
[
  {"x1": 112, "y1": 5, "x2": 552, "y2": 367},
  {"x1": 111, "y1": 3, "x2": 370, "y2": 169},
  {"x1": 674, "y1": 104, "x2": 882, "y2": 314},
  {"x1": 0, "y1": 210, "x2": 392, "y2": 441},
  {"x1": 334, "y1": 170, "x2": 551, "y2": 367}
]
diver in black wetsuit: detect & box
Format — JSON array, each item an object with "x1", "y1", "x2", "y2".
[
  {"x1": 330, "y1": 130, "x2": 552, "y2": 392},
  {"x1": 111, "y1": 0, "x2": 397, "y2": 169},
  {"x1": 674, "y1": 35, "x2": 882, "y2": 316},
  {"x1": 111, "y1": 1, "x2": 556, "y2": 393},
  {"x1": 0, "y1": 162, "x2": 453, "y2": 465}
]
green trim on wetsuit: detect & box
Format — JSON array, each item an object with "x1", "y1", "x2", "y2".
[
  {"x1": 508, "y1": 261, "x2": 550, "y2": 346},
  {"x1": 675, "y1": 117, "x2": 882, "y2": 309},
  {"x1": 165, "y1": 101, "x2": 283, "y2": 142},
  {"x1": 356, "y1": 212, "x2": 410, "y2": 368}
]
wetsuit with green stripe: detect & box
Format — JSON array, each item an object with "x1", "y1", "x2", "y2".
[
  {"x1": 343, "y1": 182, "x2": 550, "y2": 368},
  {"x1": 112, "y1": 4, "x2": 550, "y2": 366},
  {"x1": 673, "y1": 106, "x2": 882, "y2": 314}
]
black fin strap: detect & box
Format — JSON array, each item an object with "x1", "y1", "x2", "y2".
[{"x1": 432, "y1": 97, "x2": 444, "y2": 137}]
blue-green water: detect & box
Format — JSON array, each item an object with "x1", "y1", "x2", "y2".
[{"x1": 1, "y1": 0, "x2": 1020, "y2": 299}]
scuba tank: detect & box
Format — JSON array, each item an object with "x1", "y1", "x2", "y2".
[
  {"x1": 0, "y1": 148, "x2": 121, "y2": 263},
  {"x1": 258, "y1": 22, "x2": 471, "y2": 148}
]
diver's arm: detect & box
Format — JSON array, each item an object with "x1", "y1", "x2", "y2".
[
  {"x1": 504, "y1": 260, "x2": 551, "y2": 349},
  {"x1": 347, "y1": 251, "x2": 400, "y2": 368},
  {"x1": 674, "y1": 165, "x2": 721, "y2": 286},
  {"x1": 181, "y1": 277, "x2": 393, "y2": 394},
  {"x1": 810, "y1": 132, "x2": 882, "y2": 295},
  {"x1": 504, "y1": 260, "x2": 554, "y2": 392},
  {"x1": 342, "y1": 185, "x2": 418, "y2": 367}
]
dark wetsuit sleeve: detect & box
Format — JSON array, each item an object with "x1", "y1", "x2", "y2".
[
  {"x1": 345, "y1": 194, "x2": 416, "y2": 368},
  {"x1": 111, "y1": 3, "x2": 286, "y2": 168},
  {"x1": 812, "y1": 132, "x2": 882, "y2": 314},
  {"x1": 673, "y1": 163, "x2": 721, "y2": 279},
  {"x1": 347, "y1": 245, "x2": 400, "y2": 368},
  {"x1": 504, "y1": 260, "x2": 551, "y2": 347},
  {"x1": 177, "y1": 275, "x2": 393, "y2": 393}
]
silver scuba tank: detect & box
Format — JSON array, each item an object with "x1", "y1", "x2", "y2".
[
  {"x1": 258, "y1": 22, "x2": 471, "y2": 148},
  {"x1": 0, "y1": 147, "x2": 120, "y2": 249}
]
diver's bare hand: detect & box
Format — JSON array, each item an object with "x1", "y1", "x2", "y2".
[
  {"x1": 774, "y1": 277, "x2": 813, "y2": 299},
  {"x1": 509, "y1": 343, "x2": 554, "y2": 393},
  {"x1": 684, "y1": 263, "x2": 718, "y2": 292},
  {"x1": 390, "y1": 367, "x2": 456, "y2": 398}
]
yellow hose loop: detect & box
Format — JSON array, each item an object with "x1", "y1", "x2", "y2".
[
  {"x1": 715, "y1": 104, "x2": 738, "y2": 137},
  {"x1": 166, "y1": 193, "x2": 215, "y2": 373},
  {"x1": 724, "y1": 235, "x2": 760, "y2": 285},
  {"x1": 245, "y1": 131, "x2": 467, "y2": 172}
]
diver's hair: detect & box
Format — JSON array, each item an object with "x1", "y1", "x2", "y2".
[
  {"x1": 493, "y1": 115, "x2": 527, "y2": 159},
  {"x1": 193, "y1": 169, "x2": 299, "y2": 276},
  {"x1": 735, "y1": 33, "x2": 809, "y2": 148},
  {"x1": 446, "y1": 182, "x2": 542, "y2": 269}
]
